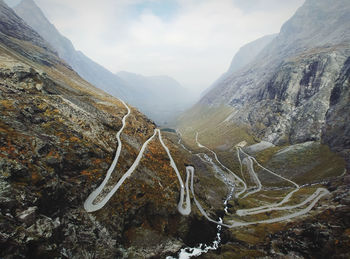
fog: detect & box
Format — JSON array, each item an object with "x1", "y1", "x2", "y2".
[{"x1": 6, "y1": 0, "x2": 304, "y2": 96}]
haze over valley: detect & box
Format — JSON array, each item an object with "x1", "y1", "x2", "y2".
[{"x1": 0, "y1": 0, "x2": 349, "y2": 258}]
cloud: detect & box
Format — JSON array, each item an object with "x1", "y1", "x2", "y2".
[{"x1": 9, "y1": 0, "x2": 305, "y2": 95}]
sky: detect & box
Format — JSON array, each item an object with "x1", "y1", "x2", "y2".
[{"x1": 6, "y1": 0, "x2": 305, "y2": 95}]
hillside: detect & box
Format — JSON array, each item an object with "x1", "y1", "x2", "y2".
[
  {"x1": 1, "y1": 0, "x2": 350, "y2": 258},
  {"x1": 12, "y1": 0, "x2": 135, "y2": 101},
  {"x1": 0, "y1": 1, "x2": 221, "y2": 257}
]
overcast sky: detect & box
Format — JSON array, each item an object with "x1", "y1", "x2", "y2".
[{"x1": 6, "y1": 0, "x2": 304, "y2": 95}]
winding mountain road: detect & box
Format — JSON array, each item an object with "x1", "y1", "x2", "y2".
[
  {"x1": 84, "y1": 100, "x2": 330, "y2": 231},
  {"x1": 241, "y1": 157, "x2": 262, "y2": 198},
  {"x1": 195, "y1": 133, "x2": 247, "y2": 198},
  {"x1": 193, "y1": 132, "x2": 330, "y2": 226},
  {"x1": 84, "y1": 100, "x2": 192, "y2": 215}
]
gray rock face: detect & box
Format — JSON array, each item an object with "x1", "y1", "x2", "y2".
[
  {"x1": 253, "y1": 48, "x2": 350, "y2": 145},
  {"x1": 227, "y1": 34, "x2": 277, "y2": 74},
  {"x1": 322, "y1": 56, "x2": 350, "y2": 167},
  {"x1": 197, "y1": 0, "x2": 350, "y2": 158},
  {"x1": 0, "y1": 0, "x2": 63, "y2": 67},
  {"x1": 0, "y1": 0, "x2": 51, "y2": 52},
  {"x1": 201, "y1": 34, "x2": 276, "y2": 98}
]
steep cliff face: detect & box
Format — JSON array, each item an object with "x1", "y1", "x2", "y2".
[
  {"x1": 0, "y1": 0, "x2": 51, "y2": 52},
  {"x1": 0, "y1": 0, "x2": 61, "y2": 67},
  {"x1": 249, "y1": 47, "x2": 350, "y2": 145},
  {"x1": 181, "y1": 0, "x2": 350, "y2": 162},
  {"x1": 322, "y1": 56, "x2": 350, "y2": 167}
]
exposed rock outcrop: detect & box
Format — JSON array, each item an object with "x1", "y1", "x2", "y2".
[{"x1": 322, "y1": 56, "x2": 350, "y2": 168}]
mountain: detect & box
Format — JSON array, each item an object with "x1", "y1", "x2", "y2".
[
  {"x1": 13, "y1": 0, "x2": 193, "y2": 125},
  {"x1": 180, "y1": 0, "x2": 350, "y2": 166},
  {"x1": 201, "y1": 33, "x2": 277, "y2": 97},
  {"x1": 0, "y1": 1, "x2": 223, "y2": 257},
  {"x1": 13, "y1": 0, "x2": 133, "y2": 100},
  {"x1": 176, "y1": 0, "x2": 350, "y2": 256},
  {"x1": 2, "y1": 0, "x2": 350, "y2": 257},
  {"x1": 117, "y1": 71, "x2": 193, "y2": 125},
  {"x1": 228, "y1": 34, "x2": 277, "y2": 74}
]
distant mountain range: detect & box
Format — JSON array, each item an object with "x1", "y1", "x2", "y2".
[
  {"x1": 117, "y1": 71, "x2": 193, "y2": 125},
  {"x1": 13, "y1": 0, "x2": 131, "y2": 100},
  {"x1": 13, "y1": 0, "x2": 192, "y2": 125}
]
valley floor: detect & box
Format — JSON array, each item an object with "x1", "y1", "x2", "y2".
[{"x1": 82, "y1": 99, "x2": 349, "y2": 258}]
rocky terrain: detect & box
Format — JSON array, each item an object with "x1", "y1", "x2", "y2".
[
  {"x1": 1, "y1": 0, "x2": 350, "y2": 258},
  {"x1": 0, "y1": 1, "x2": 225, "y2": 257},
  {"x1": 176, "y1": 0, "x2": 350, "y2": 257},
  {"x1": 201, "y1": 178, "x2": 350, "y2": 258}
]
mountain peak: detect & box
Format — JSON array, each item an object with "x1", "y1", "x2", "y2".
[
  {"x1": 279, "y1": 0, "x2": 350, "y2": 46},
  {"x1": 0, "y1": 0, "x2": 56, "y2": 56},
  {"x1": 14, "y1": 0, "x2": 48, "y2": 23}
]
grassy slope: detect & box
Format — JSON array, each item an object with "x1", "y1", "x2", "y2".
[{"x1": 177, "y1": 101, "x2": 347, "y2": 258}]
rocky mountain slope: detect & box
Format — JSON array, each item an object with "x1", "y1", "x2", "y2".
[
  {"x1": 226, "y1": 34, "x2": 277, "y2": 75},
  {"x1": 117, "y1": 71, "x2": 193, "y2": 125},
  {"x1": 2, "y1": 0, "x2": 350, "y2": 258},
  {"x1": 179, "y1": 0, "x2": 350, "y2": 167},
  {"x1": 0, "y1": 1, "x2": 225, "y2": 257},
  {"x1": 201, "y1": 34, "x2": 277, "y2": 98},
  {"x1": 175, "y1": 1, "x2": 350, "y2": 256}
]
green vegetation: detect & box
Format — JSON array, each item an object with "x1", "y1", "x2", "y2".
[
  {"x1": 255, "y1": 142, "x2": 346, "y2": 185},
  {"x1": 178, "y1": 104, "x2": 256, "y2": 151}
]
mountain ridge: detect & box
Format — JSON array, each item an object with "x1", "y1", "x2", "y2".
[
  {"x1": 13, "y1": 0, "x2": 133, "y2": 100},
  {"x1": 201, "y1": 33, "x2": 277, "y2": 98}
]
